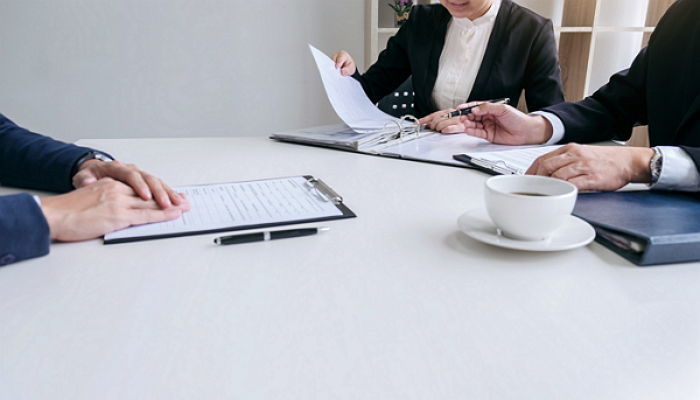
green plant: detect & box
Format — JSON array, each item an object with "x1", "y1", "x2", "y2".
[{"x1": 388, "y1": 0, "x2": 413, "y2": 15}]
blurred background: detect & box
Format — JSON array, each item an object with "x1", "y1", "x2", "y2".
[{"x1": 0, "y1": 0, "x2": 671, "y2": 143}]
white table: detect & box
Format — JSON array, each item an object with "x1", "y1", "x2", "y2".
[{"x1": 2, "y1": 137, "x2": 699, "y2": 400}]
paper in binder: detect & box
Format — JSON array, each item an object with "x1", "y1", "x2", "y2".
[{"x1": 271, "y1": 45, "x2": 534, "y2": 167}]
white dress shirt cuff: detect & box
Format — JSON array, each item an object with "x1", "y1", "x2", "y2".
[
  {"x1": 531, "y1": 111, "x2": 565, "y2": 145},
  {"x1": 651, "y1": 146, "x2": 700, "y2": 191}
]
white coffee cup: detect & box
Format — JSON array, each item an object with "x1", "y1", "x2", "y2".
[{"x1": 484, "y1": 175, "x2": 578, "y2": 241}]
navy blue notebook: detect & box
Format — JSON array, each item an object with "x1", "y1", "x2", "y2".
[{"x1": 573, "y1": 191, "x2": 700, "y2": 266}]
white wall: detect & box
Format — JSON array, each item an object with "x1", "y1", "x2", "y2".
[{"x1": 0, "y1": 0, "x2": 364, "y2": 142}]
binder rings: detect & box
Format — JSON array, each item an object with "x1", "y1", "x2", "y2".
[
  {"x1": 104, "y1": 175, "x2": 356, "y2": 244},
  {"x1": 573, "y1": 191, "x2": 700, "y2": 266}
]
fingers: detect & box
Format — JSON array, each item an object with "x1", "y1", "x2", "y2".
[
  {"x1": 72, "y1": 169, "x2": 98, "y2": 188},
  {"x1": 434, "y1": 117, "x2": 463, "y2": 133},
  {"x1": 119, "y1": 167, "x2": 153, "y2": 201},
  {"x1": 130, "y1": 207, "x2": 184, "y2": 226},
  {"x1": 469, "y1": 103, "x2": 510, "y2": 118},
  {"x1": 142, "y1": 174, "x2": 171, "y2": 208},
  {"x1": 418, "y1": 110, "x2": 445, "y2": 126},
  {"x1": 526, "y1": 144, "x2": 590, "y2": 176},
  {"x1": 332, "y1": 51, "x2": 355, "y2": 76},
  {"x1": 440, "y1": 123, "x2": 466, "y2": 134}
]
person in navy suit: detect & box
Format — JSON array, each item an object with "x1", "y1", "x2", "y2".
[
  {"x1": 0, "y1": 113, "x2": 190, "y2": 266},
  {"x1": 457, "y1": 0, "x2": 700, "y2": 193}
]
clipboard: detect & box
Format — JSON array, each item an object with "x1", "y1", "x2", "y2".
[
  {"x1": 452, "y1": 145, "x2": 563, "y2": 175},
  {"x1": 104, "y1": 175, "x2": 356, "y2": 244}
]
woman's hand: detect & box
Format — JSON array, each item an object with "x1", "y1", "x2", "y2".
[
  {"x1": 331, "y1": 50, "x2": 357, "y2": 76},
  {"x1": 419, "y1": 102, "x2": 481, "y2": 134}
]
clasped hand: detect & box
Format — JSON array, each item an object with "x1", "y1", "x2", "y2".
[{"x1": 40, "y1": 160, "x2": 190, "y2": 242}]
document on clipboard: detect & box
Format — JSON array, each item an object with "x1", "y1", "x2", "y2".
[
  {"x1": 453, "y1": 145, "x2": 563, "y2": 175},
  {"x1": 104, "y1": 175, "x2": 356, "y2": 244}
]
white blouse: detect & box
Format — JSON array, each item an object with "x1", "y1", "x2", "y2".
[{"x1": 432, "y1": 0, "x2": 502, "y2": 111}]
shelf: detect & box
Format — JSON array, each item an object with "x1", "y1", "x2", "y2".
[{"x1": 378, "y1": 28, "x2": 399, "y2": 34}]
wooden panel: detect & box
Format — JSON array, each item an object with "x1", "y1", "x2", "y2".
[
  {"x1": 562, "y1": 0, "x2": 597, "y2": 27},
  {"x1": 558, "y1": 32, "x2": 592, "y2": 101},
  {"x1": 646, "y1": 0, "x2": 676, "y2": 27}
]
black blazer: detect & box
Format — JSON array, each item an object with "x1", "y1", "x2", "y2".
[
  {"x1": 544, "y1": 0, "x2": 700, "y2": 173},
  {"x1": 354, "y1": 0, "x2": 564, "y2": 117}
]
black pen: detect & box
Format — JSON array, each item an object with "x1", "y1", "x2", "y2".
[
  {"x1": 441, "y1": 98, "x2": 510, "y2": 119},
  {"x1": 213, "y1": 227, "x2": 330, "y2": 245}
]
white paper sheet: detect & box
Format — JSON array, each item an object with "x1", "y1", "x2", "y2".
[
  {"x1": 379, "y1": 133, "x2": 540, "y2": 166},
  {"x1": 464, "y1": 145, "x2": 562, "y2": 174},
  {"x1": 104, "y1": 176, "x2": 344, "y2": 242},
  {"x1": 309, "y1": 44, "x2": 400, "y2": 131}
]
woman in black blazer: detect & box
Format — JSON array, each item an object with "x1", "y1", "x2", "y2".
[{"x1": 333, "y1": 0, "x2": 564, "y2": 133}]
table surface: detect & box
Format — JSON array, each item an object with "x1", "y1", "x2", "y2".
[{"x1": 2, "y1": 137, "x2": 699, "y2": 400}]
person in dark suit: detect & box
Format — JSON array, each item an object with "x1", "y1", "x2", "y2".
[
  {"x1": 0, "y1": 113, "x2": 190, "y2": 266},
  {"x1": 458, "y1": 0, "x2": 700, "y2": 192},
  {"x1": 332, "y1": 0, "x2": 564, "y2": 133}
]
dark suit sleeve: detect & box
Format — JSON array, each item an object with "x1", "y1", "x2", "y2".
[
  {"x1": 0, "y1": 194, "x2": 51, "y2": 266},
  {"x1": 0, "y1": 113, "x2": 96, "y2": 193},
  {"x1": 522, "y1": 19, "x2": 565, "y2": 111},
  {"x1": 542, "y1": 47, "x2": 649, "y2": 144},
  {"x1": 352, "y1": 9, "x2": 415, "y2": 103},
  {"x1": 680, "y1": 146, "x2": 700, "y2": 174}
]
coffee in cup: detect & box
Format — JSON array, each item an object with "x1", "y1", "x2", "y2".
[{"x1": 484, "y1": 175, "x2": 578, "y2": 241}]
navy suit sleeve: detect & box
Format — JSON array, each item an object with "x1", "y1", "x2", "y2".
[
  {"x1": 522, "y1": 19, "x2": 565, "y2": 112},
  {"x1": 0, "y1": 194, "x2": 50, "y2": 266},
  {"x1": 542, "y1": 47, "x2": 649, "y2": 144},
  {"x1": 0, "y1": 113, "x2": 96, "y2": 193}
]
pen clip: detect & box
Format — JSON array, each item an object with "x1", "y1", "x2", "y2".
[{"x1": 306, "y1": 178, "x2": 343, "y2": 204}]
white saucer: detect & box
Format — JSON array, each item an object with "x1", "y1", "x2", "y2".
[{"x1": 457, "y1": 208, "x2": 596, "y2": 252}]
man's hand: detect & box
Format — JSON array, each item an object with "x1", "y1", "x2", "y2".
[
  {"x1": 331, "y1": 50, "x2": 357, "y2": 76},
  {"x1": 419, "y1": 102, "x2": 480, "y2": 134},
  {"x1": 73, "y1": 160, "x2": 185, "y2": 209},
  {"x1": 526, "y1": 144, "x2": 654, "y2": 191},
  {"x1": 460, "y1": 103, "x2": 553, "y2": 145},
  {"x1": 40, "y1": 178, "x2": 190, "y2": 242}
]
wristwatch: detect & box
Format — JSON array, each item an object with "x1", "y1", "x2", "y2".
[
  {"x1": 649, "y1": 147, "x2": 663, "y2": 184},
  {"x1": 73, "y1": 151, "x2": 114, "y2": 175}
]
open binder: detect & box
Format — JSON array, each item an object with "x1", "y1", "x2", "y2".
[
  {"x1": 271, "y1": 123, "x2": 532, "y2": 168},
  {"x1": 104, "y1": 175, "x2": 356, "y2": 244},
  {"x1": 275, "y1": 45, "x2": 531, "y2": 167}
]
